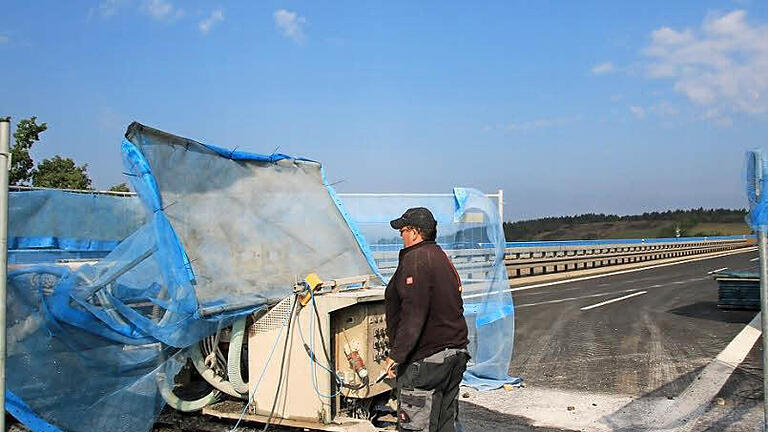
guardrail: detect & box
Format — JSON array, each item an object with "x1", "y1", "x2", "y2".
[
  {"x1": 372, "y1": 236, "x2": 755, "y2": 283},
  {"x1": 504, "y1": 236, "x2": 754, "y2": 278}
]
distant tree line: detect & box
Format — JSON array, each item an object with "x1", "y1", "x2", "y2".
[
  {"x1": 504, "y1": 208, "x2": 748, "y2": 241},
  {"x1": 8, "y1": 116, "x2": 127, "y2": 191}
]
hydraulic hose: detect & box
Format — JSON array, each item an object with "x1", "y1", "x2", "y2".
[
  {"x1": 227, "y1": 317, "x2": 249, "y2": 394},
  {"x1": 189, "y1": 340, "x2": 247, "y2": 399},
  {"x1": 156, "y1": 371, "x2": 219, "y2": 412}
]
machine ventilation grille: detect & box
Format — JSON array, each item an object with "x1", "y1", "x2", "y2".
[{"x1": 252, "y1": 296, "x2": 294, "y2": 334}]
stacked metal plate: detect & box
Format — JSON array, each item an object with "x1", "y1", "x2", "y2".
[{"x1": 712, "y1": 270, "x2": 760, "y2": 310}]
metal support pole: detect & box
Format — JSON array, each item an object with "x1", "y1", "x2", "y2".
[
  {"x1": 497, "y1": 189, "x2": 504, "y2": 224},
  {"x1": 760, "y1": 230, "x2": 768, "y2": 432},
  {"x1": 0, "y1": 118, "x2": 10, "y2": 432}
]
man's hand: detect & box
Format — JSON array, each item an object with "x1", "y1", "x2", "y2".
[{"x1": 383, "y1": 357, "x2": 397, "y2": 379}]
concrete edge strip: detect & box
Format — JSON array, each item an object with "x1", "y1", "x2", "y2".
[{"x1": 641, "y1": 313, "x2": 762, "y2": 432}]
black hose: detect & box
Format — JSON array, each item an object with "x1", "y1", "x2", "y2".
[
  {"x1": 310, "y1": 291, "x2": 333, "y2": 366},
  {"x1": 310, "y1": 290, "x2": 350, "y2": 393}
]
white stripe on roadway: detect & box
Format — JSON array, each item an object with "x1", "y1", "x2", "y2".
[
  {"x1": 579, "y1": 291, "x2": 647, "y2": 311},
  {"x1": 462, "y1": 247, "x2": 756, "y2": 301},
  {"x1": 466, "y1": 247, "x2": 756, "y2": 300},
  {"x1": 516, "y1": 288, "x2": 640, "y2": 309},
  {"x1": 640, "y1": 313, "x2": 761, "y2": 431},
  {"x1": 707, "y1": 267, "x2": 728, "y2": 274},
  {"x1": 751, "y1": 256, "x2": 759, "y2": 262}
]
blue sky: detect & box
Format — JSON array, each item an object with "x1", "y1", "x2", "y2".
[{"x1": 2, "y1": 1, "x2": 767, "y2": 221}]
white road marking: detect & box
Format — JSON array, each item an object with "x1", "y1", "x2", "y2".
[
  {"x1": 580, "y1": 291, "x2": 647, "y2": 311},
  {"x1": 751, "y1": 256, "x2": 759, "y2": 262},
  {"x1": 463, "y1": 247, "x2": 756, "y2": 300},
  {"x1": 707, "y1": 267, "x2": 728, "y2": 274},
  {"x1": 514, "y1": 276, "x2": 707, "y2": 308},
  {"x1": 516, "y1": 288, "x2": 640, "y2": 309},
  {"x1": 638, "y1": 313, "x2": 761, "y2": 432},
  {"x1": 716, "y1": 313, "x2": 761, "y2": 366},
  {"x1": 462, "y1": 247, "x2": 755, "y2": 301}
]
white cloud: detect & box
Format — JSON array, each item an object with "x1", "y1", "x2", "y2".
[
  {"x1": 643, "y1": 10, "x2": 768, "y2": 124},
  {"x1": 626, "y1": 102, "x2": 680, "y2": 121},
  {"x1": 629, "y1": 105, "x2": 646, "y2": 119},
  {"x1": 92, "y1": 0, "x2": 128, "y2": 18},
  {"x1": 198, "y1": 8, "x2": 224, "y2": 35},
  {"x1": 0, "y1": 35, "x2": 8, "y2": 44},
  {"x1": 651, "y1": 101, "x2": 680, "y2": 117},
  {"x1": 503, "y1": 117, "x2": 576, "y2": 132},
  {"x1": 142, "y1": 0, "x2": 183, "y2": 21},
  {"x1": 591, "y1": 61, "x2": 615, "y2": 75},
  {"x1": 274, "y1": 9, "x2": 307, "y2": 44}
]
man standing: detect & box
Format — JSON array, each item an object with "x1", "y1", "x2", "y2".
[{"x1": 382, "y1": 207, "x2": 469, "y2": 432}]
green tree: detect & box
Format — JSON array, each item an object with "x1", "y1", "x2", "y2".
[
  {"x1": 108, "y1": 182, "x2": 130, "y2": 192},
  {"x1": 10, "y1": 116, "x2": 47, "y2": 185},
  {"x1": 32, "y1": 156, "x2": 92, "y2": 190}
]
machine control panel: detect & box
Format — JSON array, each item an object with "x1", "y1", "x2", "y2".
[
  {"x1": 332, "y1": 302, "x2": 391, "y2": 398},
  {"x1": 368, "y1": 315, "x2": 390, "y2": 362}
]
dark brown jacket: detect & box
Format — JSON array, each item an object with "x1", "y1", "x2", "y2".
[{"x1": 385, "y1": 241, "x2": 469, "y2": 364}]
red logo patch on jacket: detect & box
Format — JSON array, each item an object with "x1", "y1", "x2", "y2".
[{"x1": 406, "y1": 276, "x2": 413, "y2": 285}]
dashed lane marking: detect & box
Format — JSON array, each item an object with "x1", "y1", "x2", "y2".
[
  {"x1": 516, "y1": 288, "x2": 640, "y2": 309},
  {"x1": 580, "y1": 291, "x2": 647, "y2": 311},
  {"x1": 707, "y1": 267, "x2": 728, "y2": 274},
  {"x1": 513, "y1": 276, "x2": 707, "y2": 309},
  {"x1": 466, "y1": 247, "x2": 757, "y2": 300}
]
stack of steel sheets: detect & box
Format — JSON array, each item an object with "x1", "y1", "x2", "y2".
[{"x1": 712, "y1": 270, "x2": 760, "y2": 310}]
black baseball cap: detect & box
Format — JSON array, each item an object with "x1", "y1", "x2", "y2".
[{"x1": 390, "y1": 207, "x2": 437, "y2": 231}]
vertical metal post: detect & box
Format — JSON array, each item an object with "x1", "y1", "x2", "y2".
[
  {"x1": 497, "y1": 189, "x2": 504, "y2": 223},
  {"x1": 0, "y1": 118, "x2": 9, "y2": 432},
  {"x1": 758, "y1": 230, "x2": 768, "y2": 431},
  {"x1": 760, "y1": 229, "x2": 768, "y2": 432}
]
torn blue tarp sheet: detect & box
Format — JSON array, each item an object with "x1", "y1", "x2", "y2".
[{"x1": 6, "y1": 122, "x2": 382, "y2": 432}]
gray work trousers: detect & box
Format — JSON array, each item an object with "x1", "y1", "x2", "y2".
[{"x1": 395, "y1": 350, "x2": 469, "y2": 432}]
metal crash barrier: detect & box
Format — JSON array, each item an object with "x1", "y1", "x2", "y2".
[
  {"x1": 373, "y1": 236, "x2": 754, "y2": 283},
  {"x1": 504, "y1": 237, "x2": 754, "y2": 278}
]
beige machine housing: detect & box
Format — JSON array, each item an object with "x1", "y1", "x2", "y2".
[{"x1": 203, "y1": 286, "x2": 393, "y2": 431}]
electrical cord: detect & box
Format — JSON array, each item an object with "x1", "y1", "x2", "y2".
[
  {"x1": 309, "y1": 289, "x2": 367, "y2": 391},
  {"x1": 295, "y1": 288, "x2": 345, "y2": 398},
  {"x1": 310, "y1": 289, "x2": 333, "y2": 366},
  {"x1": 262, "y1": 296, "x2": 298, "y2": 432},
  {"x1": 229, "y1": 296, "x2": 296, "y2": 432}
]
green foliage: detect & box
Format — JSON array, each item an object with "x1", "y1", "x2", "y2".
[
  {"x1": 32, "y1": 156, "x2": 92, "y2": 190},
  {"x1": 10, "y1": 116, "x2": 47, "y2": 185},
  {"x1": 108, "y1": 182, "x2": 130, "y2": 192},
  {"x1": 504, "y1": 208, "x2": 749, "y2": 241}
]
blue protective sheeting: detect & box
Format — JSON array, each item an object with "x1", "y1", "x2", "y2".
[
  {"x1": 6, "y1": 391, "x2": 66, "y2": 432},
  {"x1": 747, "y1": 150, "x2": 768, "y2": 232},
  {"x1": 11, "y1": 236, "x2": 120, "y2": 251},
  {"x1": 9, "y1": 190, "x2": 148, "y2": 259},
  {"x1": 322, "y1": 167, "x2": 386, "y2": 283},
  {"x1": 7, "y1": 122, "x2": 382, "y2": 432},
  {"x1": 341, "y1": 187, "x2": 520, "y2": 390}
]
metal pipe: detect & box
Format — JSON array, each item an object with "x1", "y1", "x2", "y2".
[
  {"x1": 0, "y1": 118, "x2": 10, "y2": 432},
  {"x1": 760, "y1": 230, "x2": 768, "y2": 432},
  {"x1": 497, "y1": 188, "x2": 504, "y2": 224}
]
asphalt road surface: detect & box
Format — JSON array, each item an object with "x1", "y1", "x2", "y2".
[{"x1": 509, "y1": 249, "x2": 759, "y2": 399}]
